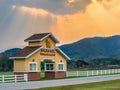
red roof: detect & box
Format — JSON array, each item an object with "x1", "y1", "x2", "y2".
[
  {"x1": 24, "y1": 33, "x2": 59, "y2": 43},
  {"x1": 12, "y1": 46, "x2": 42, "y2": 58},
  {"x1": 25, "y1": 33, "x2": 49, "y2": 41}
]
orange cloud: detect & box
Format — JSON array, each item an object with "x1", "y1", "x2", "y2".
[{"x1": 51, "y1": 0, "x2": 120, "y2": 44}]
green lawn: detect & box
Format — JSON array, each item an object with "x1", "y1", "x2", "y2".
[
  {"x1": 40, "y1": 72, "x2": 45, "y2": 79},
  {"x1": 30, "y1": 79, "x2": 120, "y2": 90}
]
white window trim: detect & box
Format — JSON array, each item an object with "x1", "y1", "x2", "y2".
[
  {"x1": 45, "y1": 63, "x2": 54, "y2": 72},
  {"x1": 58, "y1": 63, "x2": 65, "y2": 71},
  {"x1": 28, "y1": 62, "x2": 38, "y2": 72}
]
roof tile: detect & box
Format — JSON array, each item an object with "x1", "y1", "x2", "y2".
[
  {"x1": 25, "y1": 33, "x2": 50, "y2": 41},
  {"x1": 13, "y1": 46, "x2": 41, "y2": 57}
]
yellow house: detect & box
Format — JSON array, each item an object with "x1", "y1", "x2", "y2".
[{"x1": 10, "y1": 33, "x2": 70, "y2": 80}]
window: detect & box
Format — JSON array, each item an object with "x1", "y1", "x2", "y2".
[
  {"x1": 29, "y1": 62, "x2": 38, "y2": 72},
  {"x1": 45, "y1": 63, "x2": 54, "y2": 71},
  {"x1": 58, "y1": 63, "x2": 64, "y2": 71}
]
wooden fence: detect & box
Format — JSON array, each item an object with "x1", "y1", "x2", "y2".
[
  {"x1": 0, "y1": 74, "x2": 28, "y2": 83},
  {"x1": 67, "y1": 69, "x2": 120, "y2": 77}
]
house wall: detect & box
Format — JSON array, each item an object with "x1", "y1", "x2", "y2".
[
  {"x1": 55, "y1": 51, "x2": 67, "y2": 71},
  {"x1": 14, "y1": 60, "x2": 26, "y2": 72},
  {"x1": 14, "y1": 50, "x2": 67, "y2": 72}
]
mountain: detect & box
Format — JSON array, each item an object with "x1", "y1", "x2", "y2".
[
  {"x1": 0, "y1": 48, "x2": 21, "y2": 57},
  {"x1": 59, "y1": 35, "x2": 120, "y2": 60},
  {"x1": 1, "y1": 35, "x2": 120, "y2": 60}
]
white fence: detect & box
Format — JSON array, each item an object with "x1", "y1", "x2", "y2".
[
  {"x1": 0, "y1": 74, "x2": 28, "y2": 83},
  {"x1": 67, "y1": 69, "x2": 120, "y2": 77}
]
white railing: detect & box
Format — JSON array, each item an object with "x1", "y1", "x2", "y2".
[
  {"x1": 67, "y1": 69, "x2": 120, "y2": 77},
  {"x1": 0, "y1": 74, "x2": 28, "y2": 83}
]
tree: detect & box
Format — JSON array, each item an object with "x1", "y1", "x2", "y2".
[
  {"x1": 76, "y1": 60, "x2": 89, "y2": 68},
  {"x1": 0, "y1": 53, "x2": 13, "y2": 71}
]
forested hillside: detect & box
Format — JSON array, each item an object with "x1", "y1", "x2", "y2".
[{"x1": 0, "y1": 48, "x2": 21, "y2": 71}]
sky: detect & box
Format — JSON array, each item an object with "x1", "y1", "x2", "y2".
[{"x1": 0, "y1": 0, "x2": 120, "y2": 52}]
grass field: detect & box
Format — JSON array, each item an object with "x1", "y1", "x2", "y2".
[
  {"x1": 40, "y1": 72, "x2": 45, "y2": 79},
  {"x1": 31, "y1": 79, "x2": 120, "y2": 90}
]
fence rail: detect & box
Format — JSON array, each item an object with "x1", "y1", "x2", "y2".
[
  {"x1": 67, "y1": 69, "x2": 120, "y2": 77},
  {"x1": 0, "y1": 74, "x2": 28, "y2": 83}
]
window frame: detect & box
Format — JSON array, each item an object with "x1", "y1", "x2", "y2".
[
  {"x1": 28, "y1": 62, "x2": 38, "y2": 72},
  {"x1": 45, "y1": 63, "x2": 54, "y2": 72},
  {"x1": 58, "y1": 63, "x2": 64, "y2": 71}
]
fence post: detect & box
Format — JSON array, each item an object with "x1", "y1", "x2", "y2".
[
  {"x1": 114, "y1": 69, "x2": 116, "y2": 74},
  {"x1": 77, "y1": 71, "x2": 79, "y2": 77},
  {"x1": 113, "y1": 69, "x2": 114, "y2": 74},
  {"x1": 108, "y1": 69, "x2": 109, "y2": 75},
  {"x1": 116, "y1": 69, "x2": 118, "y2": 74},
  {"x1": 101, "y1": 70, "x2": 102, "y2": 75},
  {"x1": 105, "y1": 70, "x2": 106, "y2": 75},
  {"x1": 66, "y1": 72, "x2": 68, "y2": 77},
  {"x1": 87, "y1": 71, "x2": 89, "y2": 77},
  {"x1": 96, "y1": 70, "x2": 99, "y2": 76},
  {"x1": 24, "y1": 74, "x2": 28, "y2": 82},
  {"x1": 92, "y1": 70, "x2": 94, "y2": 76},
  {"x1": 2, "y1": 75, "x2": 4, "y2": 83},
  {"x1": 15, "y1": 74, "x2": 17, "y2": 83},
  {"x1": 112, "y1": 69, "x2": 113, "y2": 74}
]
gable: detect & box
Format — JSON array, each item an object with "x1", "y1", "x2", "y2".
[
  {"x1": 25, "y1": 33, "x2": 59, "y2": 43},
  {"x1": 28, "y1": 36, "x2": 56, "y2": 49}
]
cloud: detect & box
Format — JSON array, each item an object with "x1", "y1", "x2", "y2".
[
  {"x1": 0, "y1": 0, "x2": 91, "y2": 15},
  {"x1": 0, "y1": 5, "x2": 58, "y2": 51},
  {"x1": 51, "y1": 0, "x2": 120, "y2": 44},
  {"x1": 66, "y1": 0, "x2": 91, "y2": 13},
  {"x1": 0, "y1": 0, "x2": 120, "y2": 51}
]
